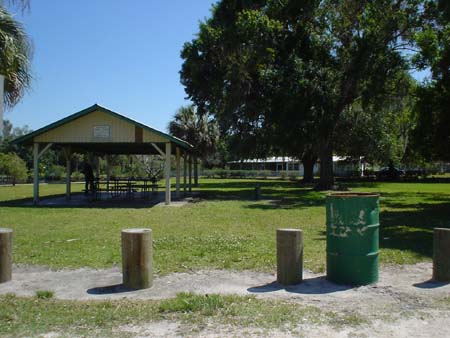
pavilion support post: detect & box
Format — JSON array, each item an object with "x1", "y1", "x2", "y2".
[
  {"x1": 33, "y1": 143, "x2": 39, "y2": 205},
  {"x1": 106, "y1": 155, "x2": 111, "y2": 182},
  {"x1": 0, "y1": 75, "x2": 4, "y2": 138},
  {"x1": 165, "y1": 142, "x2": 171, "y2": 205},
  {"x1": 64, "y1": 146, "x2": 72, "y2": 200},
  {"x1": 188, "y1": 154, "x2": 192, "y2": 193},
  {"x1": 183, "y1": 153, "x2": 187, "y2": 195},
  {"x1": 194, "y1": 155, "x2": 198, "y2": 187},
  {"x1": 95, "y1": 156, "x2": 100, "y2": 179},
  {"x1": 175, "y1": 147, "x2": 181, "y2": 199},
  {"x1": 32, "y1": 142, "x2": 53, "y2": 205}
]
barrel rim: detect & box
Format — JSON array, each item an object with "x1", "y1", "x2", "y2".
[{"x1": 327, "y1": 192, "x2": 380, "y2": 198}]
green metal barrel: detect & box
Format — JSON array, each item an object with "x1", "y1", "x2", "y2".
[{"x1": 326, "y1": 193, "x2": 379, "y2": 285}]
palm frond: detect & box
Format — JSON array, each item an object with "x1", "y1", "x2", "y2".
[
  {"x1": 0, "y1": 6, "x2": 33, "y2": 109},
  {"x1": 0, "y1": 1, "x2": 30, "y2": 12},
  {"x1": 168, "y1": 105, "x2": 220, "y2": 157}
]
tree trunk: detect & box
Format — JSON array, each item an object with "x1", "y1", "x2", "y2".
[
  {"x1": 302, "y1": 153, "x2": 317, "y2": 184},
  {"x1": 317, "y1": 142, "x2": 334, "y2": 190}
]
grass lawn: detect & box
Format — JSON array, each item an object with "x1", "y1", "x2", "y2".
[
  {"x1": 0, "y1": 292, "x2": 371, "y2": 337},
  {"x1": 0, "y1": 178, "x2": 449, "y2": 274}
]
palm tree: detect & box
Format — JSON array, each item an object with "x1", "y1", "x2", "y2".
[
  {"x1": 1, "y1": 1, "x2": 30, "y2": 11},
  {"x1": 0, "y1": 5, "x2": 32, "y2": 137},
  {"x1": 168, "y1": 105, "x2": 220, "y2": 185}
]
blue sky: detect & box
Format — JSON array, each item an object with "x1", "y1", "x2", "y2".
[
  {"x1": 5, "y1": 1, "x2": 430, "y2": 134},
  {"x1": 5, "y1": 0, "x2": 216, "y2": 133}
]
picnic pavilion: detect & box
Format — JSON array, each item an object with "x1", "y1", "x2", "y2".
[{"x1": 11, "y1": 104, "x2": 195, "y2": 205}]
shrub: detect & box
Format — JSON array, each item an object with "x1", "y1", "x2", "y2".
[
  {"x1": 45, "y1": 164, "x2": 66, "y2": 181},
  {"x1": 289, "y1": 174, "x2": 298, "y2": 181},
  {"x1": 0, "y1": 152, "x2": 28, "y2": 183},
  {"x1": 202, "y1": 169, "x2": 272, "y2": 179},
  {"x1": 71, "y1": 171, "x2": 85, "y2": 181}
]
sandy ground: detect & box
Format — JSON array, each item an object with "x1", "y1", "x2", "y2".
[{"x1": 1, "y1": 263, "x2": 449, "y2": 337}]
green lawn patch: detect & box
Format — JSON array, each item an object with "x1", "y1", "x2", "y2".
[
  {"x1": 0, "y1": 293, "x2": 366, "y2": 337},
  {"x1": 0, "y1": 179, "x2": 449, "y2": 273}
]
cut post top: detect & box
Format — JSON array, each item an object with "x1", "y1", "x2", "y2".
[
  {"x1": 0, "y1": 228, "x2": 13, "y2": 233},
  {"x1": 122, "y1": 228, "x2": 152, "y2": 234},
  {"x1": 434, "y1": 228, "x2": 450, "y2": 232},
  {"x1": 277, "y1": 228, "x2": 302, "y2": 233}
]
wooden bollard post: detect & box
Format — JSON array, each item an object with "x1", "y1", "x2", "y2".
[
  {"x1": 277, "y1": 228, "x2": 303, "y2": 285},
  {"x1": 433, "y1": 228, "x2": 450, "y2": 281},
  {"x1": 121, "y1": 228, "x2": 153, "y2": 289},
  {"x1": 0, "y1": 228, "x2": 13, "y2": 283}
]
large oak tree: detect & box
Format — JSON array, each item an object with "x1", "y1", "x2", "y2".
[{"x1": 181, "y1": 0, "x2": 423, "y2": 188}]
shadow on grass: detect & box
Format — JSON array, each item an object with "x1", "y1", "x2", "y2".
[
  {"x1": 379, "y1": 194, "x2": 450, "y2": 258},
  {"x1": 198, "y1": 180, "x2": 325, "y2": 209},
  {"x1": 0, "y1": 192, "x2": 163, "y2": 209},
  {"x1": 247, "y1": 276, "x2": 354, "y2": 295},
  {"x1": 310, "y1": 188, "x2": 450, "y2": 260}
]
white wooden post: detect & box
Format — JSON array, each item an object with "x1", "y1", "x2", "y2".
[
  {"x1": 183, "y1": 153, "x2": 187, "y2": 195},
  {"x1": 165, "y1": 142, "x2": 171, "y2": 205},
  {"x1": 194, "y1": 155, "x2": 198, "y2": 187},
  {"x1": 33, "y1": 143, "x2": 39, "y2": 204},
  {"x1": 106, "y1": 155, "x2": 111, "y2": 182},
  {"x1": 64, "y1": 146, "x2": 72, "y2": 200},
  {"x1": 176, "y1": 147, "x2": 180, "y2": 199},
  {"x1": 188, "y1": 155, "x2": 192, "y2": 193},
  {"x1": 95, "y1": 156, "x2": 100, "y2": 179}
]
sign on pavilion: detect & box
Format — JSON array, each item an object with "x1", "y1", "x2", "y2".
[{"x1": 11, "y1": 104, "x2": 195, "y2": 205}]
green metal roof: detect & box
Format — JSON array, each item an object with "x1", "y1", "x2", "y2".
[{"x1": 11, "y1": 104, "x2": 194, "y2": 151}]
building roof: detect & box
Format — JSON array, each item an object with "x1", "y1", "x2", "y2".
[
  {"x1": 228, "y1": 156, "x2": 355, "y2": 164},
  {"x1": 11, "y1": 104, "x2": 194, "y2": 153}
]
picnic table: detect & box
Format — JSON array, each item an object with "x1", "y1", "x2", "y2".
[{"x1": 93, "y1": 177, "x2": 158, "y2": 200}]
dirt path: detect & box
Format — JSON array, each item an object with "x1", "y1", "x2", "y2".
[{"x1": 1, "y1": 263, "x2": 449, "y2": 337}]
